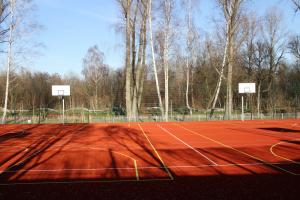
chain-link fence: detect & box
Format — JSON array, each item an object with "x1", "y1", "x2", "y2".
[{"x1": 3, "y1": 108, "x2": 299, "y2": 124}]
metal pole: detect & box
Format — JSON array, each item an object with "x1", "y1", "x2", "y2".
[
  {"x1": 171, "y1": 100, "x2": 173, "y2": 120},
  {"x1": 242, "y1": 95, "x2": 244, "y2": 121},
  {"x1": 62, "y1": 96, "x2": 65, "y2": 124}
]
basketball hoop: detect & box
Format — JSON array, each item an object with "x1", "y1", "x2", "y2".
[
  {"x1": 52, "y1": 85, "x2": 70, "y2": 124},
  {"x1": 238, "y1": 83, "x2": 256, "y2": 121}
]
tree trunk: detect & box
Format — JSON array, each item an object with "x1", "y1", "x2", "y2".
[
  {"x1": 125, "y1": 0, "x2": 132, "y2": 120},
  {"x1": 164, "y1": 63, "x2": 169, "y2": 121},
  {"x1": 149, "y1": 0, "x2": 164, "y2": 117},
  {"x1": 131, "y1": 3, "x2": 139, "y2": 120},
  {"x1": 2, "y1": 0, "x2": 14, "y2": 124},
  {"x1": 210, "y1": 24, "x2": 230, "y2": 118},
  {"x1": 163, "y1": 0, "x2": 171, "y2": 122},
  {"x1": 164, "y1": 44, "x2": 169, "y2": 121},
  {"x1": 95, "y1": 84, "x2": 98, "y2": 109},
  {"x1": 257, "y1": 81, "x2": 261, "y2": 118},
  {"x1": 137, "y1": 10, "x2": 147, "y2": 111},
  {"x1": 133, "y1": 1, "x2": 148, "y2": 118},
  {"x1": 225, "y1": 42, "x2": 234, "y2": 120},
  {"x1": 185, "y1": 0, "x2": 193, "y2": 116},
  {"x1": 186, "y1": 58, "x2": 192, "y2": 115}
]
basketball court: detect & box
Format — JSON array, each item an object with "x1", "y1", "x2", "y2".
[{"x1": 1, "y1": 119, "x2": 300, "y2": 185}]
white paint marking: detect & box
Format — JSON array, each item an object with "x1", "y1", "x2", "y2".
[
  {"x1": 1, "y1": 161, "x2": 298, "y2": 173},
  {"x1": 270, "y1": 139, "x2": 300, "y2": 164},
  {"x1": 176, "y1": 123, "x2": 299, "y2": 176},
  {"x1": 157, "y1": 124, "x2": 218, "y2": 166}
]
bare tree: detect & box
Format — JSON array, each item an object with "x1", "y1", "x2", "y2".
[
  {"x1": 125, "y1": 0, "x2": 133, "y2": 119},
  {"x1": 182, "y1": 0, "x2": 199, "y2": 115},
  {"x1": 288, "y1": 35, "x2": 300, "y2": 60},
  {"x1": 253, "y1": 41, "x2": 268, "y2": 117},
  {"x1": 263, "y1": 9, "x2": 286, "y2": 112},
  {"x1": 116, "y1": 0, "x2": 149, "y2": 120},
  {"x1": 241, "y1": 13, "x2": 260, "y2": 117},
  {"x1": 149, "y1": 0, "x2": 164, "y2": 117},
  {"x1": 148, "y1": 0, "x2": 175, "y2": 121},
  {"x1": 210, "y1": 0, "x2": 245, "y2": 119},
  {"x1": 82, "y1": 45, "x2": 109, "y2": 110},
  {"x1": 241, "y1": 13, "x2": 259, "y2": 79},
  {"x1": 0, "y1": 0, "x2": 9, "y2": 44},
  {"x1": 116, "y1": 0, "x2": 133, "y2": 119},
  {"x1": 2, "y1": 0, "x2": 14, "y2": 124},
  {"x1": 131, "y1": 0, "x2": 148, "y2": 118},
  {"x1": 291, "y1": 0, "x2": 300, "y2": 12},
  {"x1": 161, "y1": 0, "x2": 175, "y2": 121}
]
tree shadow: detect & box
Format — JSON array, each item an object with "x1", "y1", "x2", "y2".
[
  {"x1": 0, "y1": 131, "x2": 31, "y2": 143},
  {"x1": 0, "y1": 125, "x2": 40, "y2": 144},
  {"x1": 0, "y1": 124, "x2": 90, "y2": 182},
  {"x1": 281, "y1": 140, "x2": 300, "y2": 145},
  {"x1": 101, "y1": 125, "x2": 172, "y2": 176},
  {"x1": 100, "y1": 125, "x2": 300, "y2": 179},
  {"x1": 1, "y1": 123, "x2": 300, "y2": 200},
  {"x1": 259, "y1": 127, "x2": 300, "y2": 133}
]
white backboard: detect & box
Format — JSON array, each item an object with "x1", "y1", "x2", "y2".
[
  {"x1": 52, "y1": 85, "x2": 70, "y2": 96},
  {"x1": 239, "y1": 83, "x2": 256, "y2": 94}
]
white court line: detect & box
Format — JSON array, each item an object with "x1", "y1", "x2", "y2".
[
  {"x1": 270, "y1": 139, "x2": 300, "y2": 165},
  {"x1": 138, "y1": 124, "x2": 174, "y2": 180},
  {"x1": 1, "y1": 161, "x2": 297, "y2": 173},
  {"x1": 0, "y1": 139, "x2": 279, "y2": 151},
  {"x1": 175, "y1": 123, "x2": 299, "y2": 176},
  {"x1": 157, "y1": 124, "x2": 218, "y2": 166},
  {"x1": 0, "y1": 144, "x2": 140, "y2": 181}
]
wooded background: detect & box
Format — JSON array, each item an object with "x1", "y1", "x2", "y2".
[{"x1": 1, "y1": 0, "x2": 300, "y2": 123}]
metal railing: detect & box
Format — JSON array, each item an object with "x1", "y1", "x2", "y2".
[{"x1": 4, "y1": 111, "x2": 299, "y2": 124}]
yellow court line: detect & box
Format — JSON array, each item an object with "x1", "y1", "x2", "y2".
[
  {"x1": 2, "y1": 144, "x2": 140, "y2": 181},
  {"x1": 80, "y1": 146, "x2": 140, "y2": 181},
  {"x1": 133, "y1": 160, "x2": 139, "y2": 180},
  {"x1": 138, "y1": 123, "x2": 174, "y2": 180},
  {"x1": 112, "y1": 151, "x2": 139, "y2": 181},
  {"x1": 174, "y1": 123, "x2": 299, "y2": 176},
  {"x1": 270, "y1": 139, "x2": 300, "y2": 165}
]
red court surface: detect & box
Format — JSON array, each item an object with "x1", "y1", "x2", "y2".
[{"x1": 0, "y1": 119, "x2": 300, "y2": 199}]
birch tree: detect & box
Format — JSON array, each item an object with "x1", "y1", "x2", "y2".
[
  {"x1": 182, "y1": 0, "x2": 199, "y2": 115},
  {"x1": 2, "y1": 0, "x2": 14, "y2": 124},
  {"x1": 149, "y1": 0, "x2": 164, "y2": 117},
  {"x1": 210, "y1": 0, "x2": 245, "y2": 119},
  {"x1": 161, "y1": 0, "x2": 174, "y2": 121}
]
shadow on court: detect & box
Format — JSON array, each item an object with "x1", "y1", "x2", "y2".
[
  {"x1": 1, "y1": 172, "x2": 300, "y2": 200},
  {"x1": 1, "y1": 123, "x2": 300, "y2": 199},
  {"x1": 259, "y1": 127, "x2": 300, "y2": 133},
  {"x1": 282, "y1": 140, "x2": 300, "y2": 145},
  {"x1": 101, "y1": 125, "x2": 172, "y2": 177},
  {"x1": 0, "y1": 124, "x2": 90, "y2": 182}
]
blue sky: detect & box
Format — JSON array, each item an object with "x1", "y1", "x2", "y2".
[{"x1": 32, "y1": 0, "x2": 300, "y2": 76}]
